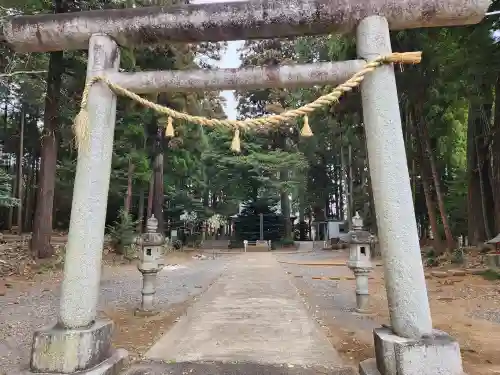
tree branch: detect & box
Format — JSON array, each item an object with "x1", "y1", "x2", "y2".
[{"x1": 0, "y1": 70, "x2": 47, "y2": 78}]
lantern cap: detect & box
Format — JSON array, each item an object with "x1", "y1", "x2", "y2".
[{"x1": 352, "y1": 212, "x2": 363, "y2": 230}]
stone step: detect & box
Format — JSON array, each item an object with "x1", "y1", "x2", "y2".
[{"x1": 245, "y1": 246, "x2": 270, "y2": 252}]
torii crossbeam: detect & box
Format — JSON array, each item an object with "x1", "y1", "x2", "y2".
[{"x1": 2, "y1": 1, "x2": 490, "y2": 375}]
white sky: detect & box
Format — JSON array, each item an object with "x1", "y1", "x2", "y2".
[{"x1": 191, "y1": 0, "x2": 244, "y2": 120}]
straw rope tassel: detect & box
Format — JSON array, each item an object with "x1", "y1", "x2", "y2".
[
  {"x1": 73, "y1": 107, "x2": 90, "y2": 151},
  {"x1": 301, "y1": 114, "x2": 313, "y2": 137},
  {"x1": 71, "y1": 52, "x2": 422, "y2": 152},
  {"x1": 231, "y1": 128, "x2": 241, "y2": 152},
  {"x1": 165, "y1": 116, "x2": 175, "y2": 137}
]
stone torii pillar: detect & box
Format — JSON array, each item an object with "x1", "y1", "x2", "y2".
[
  {"x1": 1, "y1": 1, "x2": 488, "y2": 374},
  {"x1": 357, "y1": 16, "x2": 464, "y2": 375},
  {"x1": 29, "y1": 34, "x2": 128, "y2": 375}
]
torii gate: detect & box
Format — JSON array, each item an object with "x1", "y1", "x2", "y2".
[{"x1": 2, "y1": 1, "x2": 490, "y2": 374}]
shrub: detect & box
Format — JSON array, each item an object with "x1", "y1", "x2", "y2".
[
  {"x1": 107, "y1": 209, "x2": 139, "y2": 255},
  {"x1": 451, "y1": 248, "x2": 465, "y2": 264},
  {"x1": 479, "y1": 269, "x2": 500, "y2": 281},
  {"x1": 280, "y1": 238, "x2": 295, "y2": 248}
]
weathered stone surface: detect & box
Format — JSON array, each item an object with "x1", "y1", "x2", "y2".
[
  {"x1": 466, "y1": 268, "x2": 488, "y2": 275},
  {"x1": 58, "y1": 34, "x2": 120, "y2": 329},
  {"x1": 124, "y1": 360, "x2": 354, "y2": 375},
  {"x1": 430, "y1": 271, "x2": 448, "y2": 278},
  {"x1": 358, "y1": 15, "x2": 432, "y2": 339},
  {"x1": 485, "y1": 253, "x2": 500, "y2": 269},
  {"x1": 3, "y1": 0, "x2": 490, "y2": 52},
  {"x1": 30, "y1": 319, "x2": 122, "y2": 374},
  {"x1": 145, "y1": 254, "x2": 349, "y2": 371},
  {"x1": 448, "y1": 269, "x2": 466, "y2": 276},
  {"x1": 134, "y1": 308, "x2": 159, "y2": 317},
  {"x1": 107, "y1": 60, "x2": 366, "y2": 93},
  {"x1": 22, "y1": 349, "x2": 128, "y2": 375},
  {"x1": 359, "y1": 358, "x2": 381, "y2": 375},
  {"x1": 370, "y1": 327, "x2": 464, "y2": 375}
]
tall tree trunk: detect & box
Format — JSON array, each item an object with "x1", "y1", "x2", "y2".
[
  {"x1": 278, "y1": 130, "x2": 292, "y2": 240},
  {"x1": 418, "y1": 121, "x2": 455, "y2": 249},
  {"x1": 31, "y1": 0, "x2": 66, "y2": 258},
  {"x1": 297, "y1": 177, "x2": 307, "y2": 240},
  {"x1": 409, "y1": 106, "x2": 444, "y2": 252},
  {"x1": 24, "y1": 153, "x2": 37, "y2": 231},
  {"x1": 3, "y1": 102, "x2": 7, "y2": 134},
  {"x1": 340, "y1": 146, "x2": 348, "y2": 224},
  {"x1": 491, "y1": 76, "x2": 500, "y2": 234},
  {"x1": 31, "y1": 50, "x2": 63, "y2": 258},
  {"x1": 8, "y1": 160, "x2": 16, "y2": 230},
  {"x1": 476, "y1": 137, "x2": 493, "y2": 240},
  {"x1": 467, "y1": 97, "x2": 493, "y2": 244},
  {"x1": 153, "y1": 152, "x2": 164, "y2": 233},
  {"x1": 17, "y1": 105, "x2": 25, "y2": 233},
  {"x1": 147, "y1": 173, "x2": 154, "y2": 219},
  {"x1": 280, "y1": 171, "x2": 292, "y2": 240},
  {"x1": 137, "y1": 188, "x2": 145, "y2": 232},
  {"x1": 414, "y1": 132, "x2": 443, "y2": 252},
  {"x1": 411, "y1": 159, "x2": 416, "y2": 203},
  {"x1": 4, "y1": 105, "x2": 13, "y2": 229},
  {"x1": 348, "y1": 144, "x2": 353, "y2": 223},
  {"x1": 124, "y1": 158, "x2": 134, "y2": 213}
]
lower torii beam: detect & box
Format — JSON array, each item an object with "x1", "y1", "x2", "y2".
[
  {"x1": 107, "y1": 60, "x2": 366, "y2": 93},
  {"x1": 2, "y1": 0, "x2": 489, "y2": 53}
]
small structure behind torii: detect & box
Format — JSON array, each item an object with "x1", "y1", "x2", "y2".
[{"x1": 1, "y1": 1, "x2": 490, "y2": 374}]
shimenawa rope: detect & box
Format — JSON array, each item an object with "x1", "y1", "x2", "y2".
[{"x1": 73, "y1": 51, "x2": 422, "y2": 153}]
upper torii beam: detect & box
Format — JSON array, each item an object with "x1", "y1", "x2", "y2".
[{"x1": 1, "y1": 0, "x2": 490, "y2": 53}]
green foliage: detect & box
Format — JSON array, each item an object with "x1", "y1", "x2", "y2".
[
  {"x1": 425, "y1": 256, "x2": 439, "y2": 267},
  {"x1": 172, "y1": 239, "x2": 182, "y2": 250},
  {"x1": 479, "y1": 269, "x2": 500, "y2": 281},
  {"x1": 228, "y1": 239, "x2": 243, "y2": 249},
  {"x1": 423, "y1": 247, "x2": 439, "y2": 267},
  {"x1": 107, "y1": 209, "x2": 139, "y2": 255},
  {"x1": 3, "y1": 0, "x2": 500, "y2": 253},
  {"x1": 234, "y1": 199, "x2": 285, "y2": 242},
  {"x1": 451, "y1": 248, "x2": 465, "y2": 264},
  {"x1": 0, "y1": 169, "x2": 19, "y2": 208},
  {"x1": 277, "y1": 238, "x2": 295, "y2": 248}
]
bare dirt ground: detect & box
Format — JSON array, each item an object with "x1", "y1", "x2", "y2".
[{"x1": 278, "y1": 249, "x2": 500, "y2": 375}]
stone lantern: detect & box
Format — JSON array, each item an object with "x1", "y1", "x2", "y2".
[
  {"x1": 134, "y1": 215, "x2": 165, "y2": 315},
  {"x1": 340, "y1": 212, "x2": 376, "y2": 313}
]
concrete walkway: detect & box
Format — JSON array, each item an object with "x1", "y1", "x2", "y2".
[{"x1": 125, "y1": 253, "x2": 353, "y2": 375}]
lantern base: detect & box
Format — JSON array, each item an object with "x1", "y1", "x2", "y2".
[
  {"x1": 359, "y1": 327, "x2": 465, "y2": 375},
  {"x1": 25, "y1": 319, "x2": 128, "y2": 375},
  {"x1": 134, "y1": 308, "x2": 159, "y2": 317}
]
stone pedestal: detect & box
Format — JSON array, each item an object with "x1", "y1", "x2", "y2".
[
  {"x1": 134, "y1": 216, "x2": 165, "y2": 316},
  {"x1": 135, "y1": 270, "x2": 159, "y2": 316},
  {"x1": 359, "y1": 327, "x2": 464, "y2": 375},
  {"x1": 485, "y1": 253, "x2": 500, "y2": 270},
  {"x1": 27, "y1": 319, "x2": 127, "y2": 375},
  {"x1": 353, "y1": 268, "x2": 371, "y2": 313}
]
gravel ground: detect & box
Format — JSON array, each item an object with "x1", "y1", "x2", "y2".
[
  {"x1": 275, "y1": 250, "x2": 381, "y2": 333},
  {"x1": 470, "y1": 308, "x2": 500, "y2": 323},
  {"x1": 275, "y1": 248, "x2": 500, "y2": 374},
  {"x1": 0, "y1": 256, "x2": 227, "y2": 374}
]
